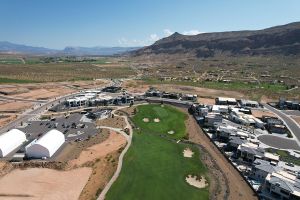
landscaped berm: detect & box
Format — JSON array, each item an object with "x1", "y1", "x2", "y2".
[{"x1": 106, "y1": 104, "x2": 209, "y2": 200}]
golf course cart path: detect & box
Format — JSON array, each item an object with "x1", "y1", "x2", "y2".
[{"x1": 97, "y1": 107, "x2": 133, "y2": 200}]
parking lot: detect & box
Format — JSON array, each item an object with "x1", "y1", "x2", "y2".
[{"x1": 20, "y1": 113, "x2": 100, "y2": 142}]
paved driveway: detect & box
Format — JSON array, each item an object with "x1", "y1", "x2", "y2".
[{"x1": 258, "y1": 135, "x2": 300, "y2": 151}]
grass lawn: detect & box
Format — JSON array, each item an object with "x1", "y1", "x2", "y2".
[
  {"x1": 266, "y1": 148, "x2": 300, "y2": 166},
  {"x1": 106, "y1": 104, "x2": 209, "y2": 200},
  {"x1": 132, "y1": 104, "x2": 187, "y2": 139}
]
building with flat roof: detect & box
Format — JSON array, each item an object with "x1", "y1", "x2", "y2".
[
  {"x1": 262, "y1": 170, "x2": 300, "y2": 200},
  {"x1": 215, "y1": 97, "x2": 237, "y2": 105}
]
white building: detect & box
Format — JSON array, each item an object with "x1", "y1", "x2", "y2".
[
  {"x1": 263, "y1": 170, "x2": 300, "y2": 200},
  {"x1": 240, "y1": 99, "x2": 259, "y2": 108},
  {"x1": 215, "y1": 97, "x2": 237, "y2": 105},
  {"x1": 0, "y1": 129, "x2": 26, "y2": 157},
  {"x1": 212, "y1": 105, "x2": 229, "y2": 114},
  {"x1": 25, "y1": 129, "x2": 65, "y2": 158}
]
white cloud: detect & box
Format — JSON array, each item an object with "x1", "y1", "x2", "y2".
[
  {"x1": 163, "y1": 29, "x2": 174, "y2": 36},
  {"x1": 182, "y1": 30, "x2": 203, "y2": 35},
  {"x1": 118, "y1": 29, "x2": 204, "y2": 47},
  {"x1": 149, "y1": 34, "x2": 160, "y2": 41},
  {"x1": 118, "y1": 34, "x2": 160, "y2": 47}
]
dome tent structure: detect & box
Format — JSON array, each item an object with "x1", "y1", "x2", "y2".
[
  {"x1": 0, "y1": 129, "x2": 26, "y2": 157},
  {"x1": 25, "y1": 129, "x2": 65, "y2": 158}
]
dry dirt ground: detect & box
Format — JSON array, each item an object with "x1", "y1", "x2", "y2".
[
  {"x1": 180, "y1": 107, "x2": 258, "y2": 200},
  {"x1": 0, "y1": 80, "x2": 108, "y2": 100},
  {"x1": 96, "y1": 116, "x2": 127, "y2": 129},
  {"x1": 156, "y1": 84, "x2": 245, "y2": 99},
  {"x1": 0, "y1": 128, "x2": 127, "y2": 200},
  {"x1": 122, "y1": 80, "x2": 150, "y2": 93},
  {"x1": 260, "y1": 95, "x2": 277, "y2": 104},
  {"x1": 197, "y1": 97, "x2": 216, "y2": 105},
  {"x1": 251, "y1": 109, "x2": 277, "y2": 118},
  {"x1": 0, "y1": 115, "x2": 17, "y2": 128},
  {"x1": 0, "y1": 167, "x2": 91, "y2": 200},
  {"x1": 123, "y1": 80, "x2": 245, "y2": 99},
  {"x1": 0, "y1": 101, "x2": 33, "y2": 112},
  {"x1": 69, "y1": 131, "x2": 126, "y2": 167}
]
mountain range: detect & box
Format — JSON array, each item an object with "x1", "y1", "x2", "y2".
[
  {"x1": 0, "y1": 41, "x2": 139, "y2": 56},
  {"x1": 133, "y1": 22, "x2": 300, "y2": 58}
]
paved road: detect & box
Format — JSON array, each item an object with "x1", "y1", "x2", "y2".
[
  {"x1": 263, "y1": 104, "x2": 300, "y2": 147},
  {"x1": 0, "y1": 80, "x2": 116, "y2": 134},
  {"x1": 97, "y1": 107, "x2": 133, "y2": 200},
  {"x1": 258, "y1": 135, "x2": 300, "y2": 151},
  {"x1": 0, "y1": 93, "x2": 76, "y2": 134}
]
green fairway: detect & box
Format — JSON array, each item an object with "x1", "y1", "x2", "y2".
[
  {"x1": 106, "y1": 104, "x2": 209, "y2": 200},
  {"x1": 132, "y1": 104, "x2": 187, "y2": 139}
]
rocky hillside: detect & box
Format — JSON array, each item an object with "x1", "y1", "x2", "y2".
[{"x1": 133, "y1": 22, "x2": 300, "y2": 58}]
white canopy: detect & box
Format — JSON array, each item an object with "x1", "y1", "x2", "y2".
[
  {"x1": 26, "y1": 129, "x2": 65, "y2": 158},
  {"x1": 0, "y1": 129, "x2": 26, "y2": 157}
]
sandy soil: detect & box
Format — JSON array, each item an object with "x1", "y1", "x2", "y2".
[
  {"x1": 56, "y1": 129, "x2": 110, "y2": 162},
  {"x1": 183, "y1": 108, "x2": 258, "y2": 200},
  {"x1": 260, "y1": 95, "x2": 277, "y2": 104},
  {"x1": 154, "y1": 118, "x2": 160, "y2": 122},
  {"x1": 12, "y1": 88, "x2": 74, "y2": 100},
  {"x1": 79, "y1": 152, "x2": 120, "y2": 200},
  {"x1": 0, "y1": 101, "x2": 33, "y2": 112},
  {"x1": 69, "y1": 131, "x2": 126, "y2": 167},
  {"x1": 143, "y1": 118, "x2": 149, "y2": 122},
  {"x1": 0, "y1": 115, "x2": 17, "y2": 128},
  {"x1": 155, "y1": 84, "x2": 245, "y2": 99},
  {"x1": 96, "y1": 116, "x2": 127, "y2": 129},
  {"x1": 183, "y1": 148, "x2": 194, "y2": 158},
  {"x1": 186, "y1": 175, "x2": 208, "y2": 188},
  {"x1": 252, "y1": 109, "x2": 276, "y2": 118},
  {"x1": 197, "y1": 97, "x2": 215, "y2": 105},
  {"x1": 122, "y1": 80, "x2": 150, "y2": 93},
  {"x1": 0, "y1": 167, "x2": 92, "y2": 200},
  {"x1": 3, "y1": 80, "x2": 107, "y2": 101},
  {"x1": 291, "y1": 116, "x2": 300, "y2": 125}
]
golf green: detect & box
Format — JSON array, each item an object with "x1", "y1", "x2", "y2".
[{"x1": 106, "y1": 104, "x2": 209, "y2": 200}]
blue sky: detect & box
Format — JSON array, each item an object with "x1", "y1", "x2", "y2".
[{"x1": 0, "y1": 0, "x2": 300, "y2": 49}]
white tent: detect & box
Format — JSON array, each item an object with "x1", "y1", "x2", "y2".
[
  {"x1": 0, "y1": 129, "x2": 26, "y2": 157},
  {"x1": 25, "y1": 129, "x2": 65, "y2": 158}
]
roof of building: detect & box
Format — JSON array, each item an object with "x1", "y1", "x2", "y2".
[
  {"x1": 229, "y1": 136, "x2": 247, "y2": 146},
  {"x1": 253, "y1": 159, "x2": 280, "y2": 173},
  {"x1": 238, "y1": 143, "x2": 264, "y2": 157},
  {"x1": 217, "y1": 97, "x2": 237, "y2": 102},
  {"x1": 241, "y1": 99, "x2": 259, "y2": 106},
  {"x1": 266, "y1": 170, "x2": 300, "y2": 197},
  {"x1": 0, "y1": 129, "x2": 26, "y2": 157},
  {"x1": 26, "y1": 129, "x2": 65, "y2": 157}
]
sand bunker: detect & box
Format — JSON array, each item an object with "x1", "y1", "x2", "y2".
[
  {"x1": 154, "y1": 118, "x2": 160, "y2": 123},
  {"x1": 168, "y1": 130, "x2": 175, "y2": 135},
  {"x1": 69, "y1": 131, "x2": 126, "y2": 167},
  {"x1": 0, "y1": 167, "x2": 91, "y2": 200},
  {"x1": 186, "y1": 175, "x2": 208, "y2": 189},
  {"x1": 183, "y1": 148, "x2": 194, "y2": 158},
  {"x1": 143, "y1": 118, "x2": 149, "y2": 122}
]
